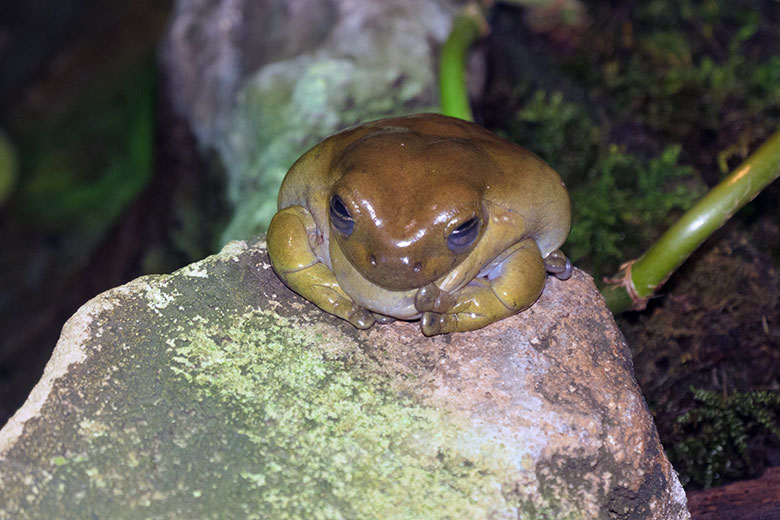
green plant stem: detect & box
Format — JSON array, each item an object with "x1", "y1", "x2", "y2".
[
  {"x1": 604, "y1": 129, "x2": 780, "y2": 313},
  {"x1": 439, "y1": 4, "x2": 486, "y2": 122},
  {"x1": 0, "y1": 130, "x2": 17, "y2": 207}
]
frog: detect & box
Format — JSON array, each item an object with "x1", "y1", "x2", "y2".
[{"x1": 267, "y1": 113, "x2": 571, "y2": 336}]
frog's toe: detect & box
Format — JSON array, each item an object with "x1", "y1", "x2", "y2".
[
  {"x1": 550, "y1": 257, "x2": 572, "y2": 280},
  {"x1": 372, "y1": 312, "x2": 396, "y2": 324},
  {"x1": 421, "y1": 312, "x2": 442, "y2": 336},
  {"x1": 415, "y1": 284, "x2": 456, "y2": 313},
  {"x1": 544, "y1": 249, "x2": 573, "y2": 280},
  {"x1": 348, "y1": 308, "x2": 376, "y2": 329},
  {"x1": 421, "y1": 312, "x2": 455, "y2": 336},
  {"x1": 415, "y1": 285, "x2": 438, "y2": 312}
]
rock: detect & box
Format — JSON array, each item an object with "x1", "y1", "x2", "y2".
[
  {"x1": 160, "y1": 0, "x2": 457, "y2": 243},
  {"x1": 0, "y1": 238, "x2": 689, "y2": 519}
]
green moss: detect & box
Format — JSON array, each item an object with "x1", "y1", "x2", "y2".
[
  {"x1": 568, "y1": 144, "x2": 704, "y2": 275},
  {"x1": 667, "y1": 387, "x2": 780, "y2": 488},
  {"x1": 543, "y1": 0, "x2": 780, "y2": 488},
  {"x1": 569, "y1": 0, "x2": 778, "y2": 153},
  {"x1": 619, "y1": 236, "x2": 780, "y2": 490},
  {"x1": 501, "y1": 88, "x2": 705, "y2": 276},
  {"x1": 507, "y1": 90, "x2": 599, "y2": 180},
  {"x1": 496, "y1": 0, "x2": 779, "y2": 279}
]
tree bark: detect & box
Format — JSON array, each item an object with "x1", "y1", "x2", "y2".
[{"x1": 687, "y1": 466, "x2": 780, "y2": 520}]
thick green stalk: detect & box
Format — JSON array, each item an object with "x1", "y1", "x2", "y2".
[
  {"x1": 439, "y1": 4, "x2": 486, "y2": 122},
  {"x1": 604, "y1": 129, "x2": 780, "y2": 313},
  {"x1": 0, "y1": 130, "x2": 16, "y2": 207}
]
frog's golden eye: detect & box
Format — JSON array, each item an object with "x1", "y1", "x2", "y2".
[
  {"x1": 447, "y1": 218, "x2": 480, "y2": 252},
  {"x1": 330, "y1": 195, "x2": 354, "y2": 236}
]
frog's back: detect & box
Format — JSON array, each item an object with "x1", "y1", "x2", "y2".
[
  {"x1": 478, "y1": 137, "x2": 571, "y2": 257},
  {"x1": 391, "y1": 114, "x2": 571, "y2": 256}
]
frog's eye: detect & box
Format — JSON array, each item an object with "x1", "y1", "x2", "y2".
[
  {"x1": 447, "y1": 218, "x2": 480, "y2": 252},
  {"x1": 330, "y1": 195, "x2": 354, "y2": 236}
]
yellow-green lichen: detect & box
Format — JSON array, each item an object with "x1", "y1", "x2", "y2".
[
  {"x1": 50, "y1": 455, "x2": 68, "y2": 467},
  {"x1": 164, "y1": 309, "x2": 561, "y2": 519}
]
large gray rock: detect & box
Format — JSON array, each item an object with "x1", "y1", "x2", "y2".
[
  {"x1": 161, "y1": 0, "x2": 456, "y2": 243},
  {"x1": 0, "y1": 238, "x2": 689, "y2": 519}
]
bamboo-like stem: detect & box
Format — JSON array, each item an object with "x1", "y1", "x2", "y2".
[
  {"x1": 438, "y1": 4, "x2": 487, "y2": 122},
  {"x1": 604, "y1": 129, "x2": 780, "y2": 313}
]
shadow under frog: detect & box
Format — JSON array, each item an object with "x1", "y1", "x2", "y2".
[{"x1": 267, "y1": 113, "x2": 571, "y2": 336}]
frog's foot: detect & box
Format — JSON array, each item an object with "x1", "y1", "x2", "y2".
[
  {"x1": 414, "y1": 283, "x2": 457, "y2": 314},
  {"x1": 371, "y1": 312, "x2": 397, "y2": 324},
  {"x1": 420, "y1": 311, "x2": 474, "y2": 336},
  {"x1": 544, "y1": 249, "x2": 572, "y2": 280},
  {"x1": 420, "y1": 239, "x2": 547, "y2": 336}
]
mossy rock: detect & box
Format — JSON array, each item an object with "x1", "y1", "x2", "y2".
[{"x1": 0, "y1": 238, "x2": 688, "y2": 519}]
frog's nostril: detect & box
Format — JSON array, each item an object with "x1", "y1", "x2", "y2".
[
  {"x1": 413, "y1": 262, "x2": 422, "y2": 273},
  {"x1": 369, "y1": 254, "x2": 377, "y2": 266}
]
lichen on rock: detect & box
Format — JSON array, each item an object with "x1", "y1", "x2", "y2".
[{"x1": 0, "y1": 238, "x2": 689, "y2": 519}]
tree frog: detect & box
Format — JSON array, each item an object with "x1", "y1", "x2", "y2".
[{"x1": 267, "y1": 113, "x2": 571, "y2": 336}]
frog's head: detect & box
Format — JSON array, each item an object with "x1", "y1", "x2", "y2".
[{"x1": 327, "y1": 129, "x2": 489, "y2": 291}]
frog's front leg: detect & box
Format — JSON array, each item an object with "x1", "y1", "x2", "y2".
[
  {"x1": 267, "y1": 205, "x2": 375, "y2": 329},
  {"x1": 417, "y1": 239, "x2": 547, "y2": 336}
]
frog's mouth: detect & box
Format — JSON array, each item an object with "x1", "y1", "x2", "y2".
[
  {"x1": 362, "y1": 256, "x2": 433, "y2": 291},
  {"x1": 349, "y1": 248, "x2": 460, "y2": 292}
]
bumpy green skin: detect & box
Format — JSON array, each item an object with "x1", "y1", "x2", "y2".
[{"x1": 268, "y1": 113, "x2": 571, "y2": 335}]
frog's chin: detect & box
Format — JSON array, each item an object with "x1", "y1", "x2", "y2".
[
  {"x1": 356, "y1": 270, "x2": 439, "y2": 292},
  {"x1": 329, "y1": 243, "x2": 422, "y2": 319}
]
